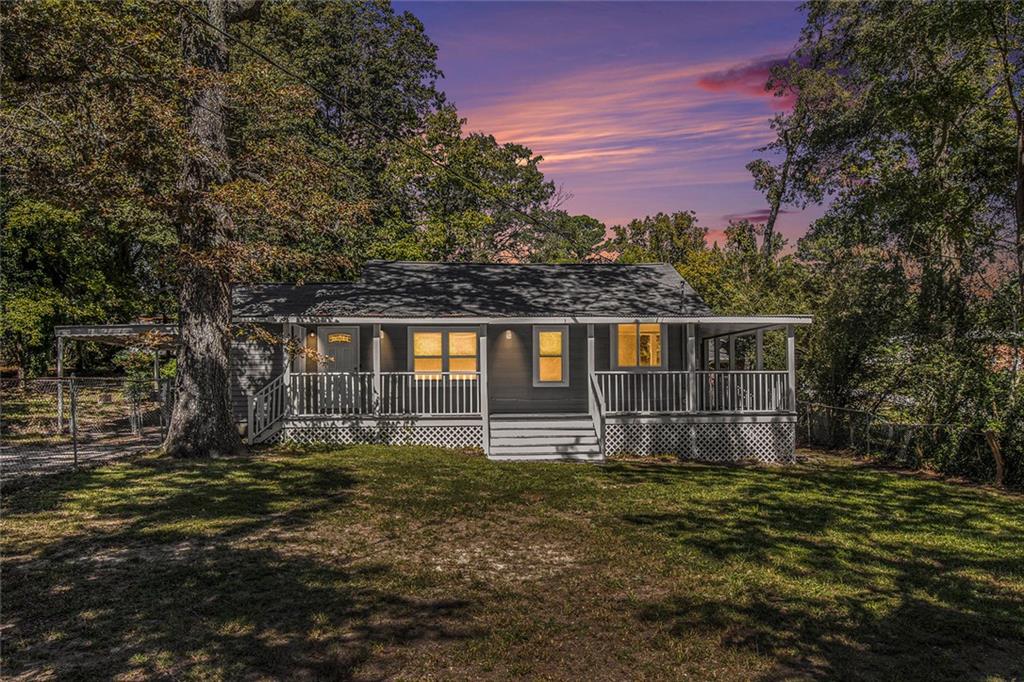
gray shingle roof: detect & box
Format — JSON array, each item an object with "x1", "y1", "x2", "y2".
[{"x1": 232, "y1": 261, "x2": 712, "y2": 319}]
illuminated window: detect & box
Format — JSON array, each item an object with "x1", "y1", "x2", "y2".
[
  {"x1": 533, "y1": 325, "x2": 569, "y2": 387},
  {"x1": 615, "y1": 323, "x2": 665, "y2": 369},
  {"x1": 411, "y1": 329, "x2": 478, "y2": 380}
]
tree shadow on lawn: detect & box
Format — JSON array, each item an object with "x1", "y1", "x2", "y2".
[
  {"x1": 2, "y1": 452, "x2": 476, "y2": 679},
  {"x1": 609, "y1": 460, "x2": 1024, "y2": 680}
]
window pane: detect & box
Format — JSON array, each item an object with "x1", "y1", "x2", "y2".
[
  {"x1": 539, "y1": 356, "x2": 563, "y2": 382},
  {"x1": 538, "y1": 330, "x2": 563, "y2": 356},
  {"x1": 448, "y1": 331, "x2": 477, "y2": 357},
  {"x1": 413, "y1": 357, "x2": 442, "y2": 373},
  {"x1": 617, "y1": 324, "x2": 637, "y2": 367},
  {"x1": 449, "y1": 357, "x2": 477, "y2": 373},
  {"x1": 413, "y1": 332, "x2": 442, "y2": 357},
  {"x1": 639, "y1": 324, "x2": 662, "y2": 366}
]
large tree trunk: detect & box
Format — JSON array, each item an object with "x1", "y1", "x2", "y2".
[{"x1": 164, "y1": 0, "x2": 243, "y2": 457}]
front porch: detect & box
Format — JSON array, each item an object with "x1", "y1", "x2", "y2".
[{"x1": 245, "y1": 320, "x2": 801, "y2": 462}]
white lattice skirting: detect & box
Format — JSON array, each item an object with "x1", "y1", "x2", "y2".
[
  {"x1": 605, "y1": 421, "x2": 796, "y2": 463},
  {"x1": 283, "y1": 421, "x2": 483, "y2": 449}
]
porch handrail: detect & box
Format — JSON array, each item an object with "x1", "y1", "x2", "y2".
[
  {"x1": 695, "y1": 370, "x2": 790, "y2": 412},
  {"x1": 595, "y1": 370, "x2": 689, "y2": 414},
  {"x1": 248, "y1": 373, "x2": 288, "y2": 444},
  {"x1": 588, "y1": 372, "x2": 606, "y2": 458}
]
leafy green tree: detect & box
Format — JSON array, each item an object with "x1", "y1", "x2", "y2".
[
  {"x1": 526, "y1": 212, "x2": 607, "y2": 263},
  {"x1": 379, "y1": 107, "x2": 556, "y2": 262},
  {"x1": 3, "y1": 0, "x2": 446, "y2": 455},
  {"x1": 604, "y1": 211, "x2": 707, "y2": 264},
  {"x1": 761, "y1": 0, "x2": 1024, "y2": 484},
  {"x1": 2, "y1": 0, "x2": 581, "y2": 454}
]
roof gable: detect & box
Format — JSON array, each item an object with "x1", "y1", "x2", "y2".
[{"x1": 233, "y1": 261, "x2": 712, "y2": 319}]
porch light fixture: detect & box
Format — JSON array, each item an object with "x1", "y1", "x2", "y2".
[{"x1": 505, "y1": 330, "x2": 512, "y2": 340}]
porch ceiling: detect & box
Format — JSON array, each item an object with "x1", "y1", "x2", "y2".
[{"x1": 695, "y1": 318, "x2": 809, "y2": 339}]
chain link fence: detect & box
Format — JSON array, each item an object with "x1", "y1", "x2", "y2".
[
  {"x1": 1, "y1": 377, "x2": 174, "y2": 477},
  {"x1": 797, "y1": 402, "x2": 1004, "y2": 484}
]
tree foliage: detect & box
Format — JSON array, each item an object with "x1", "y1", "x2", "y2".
[
  {"x1": 0, "y1": 0, "x2": 589, "y2": 380},
  {"x1": 769, "y1": 0, "x2": 1024, "y2": 486}
]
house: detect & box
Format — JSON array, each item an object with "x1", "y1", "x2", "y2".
[{"x1": 231, "y1": 261, "x2": 811, "y2": 462}]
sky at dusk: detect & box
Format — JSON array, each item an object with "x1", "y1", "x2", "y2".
[{"x1": 394, "y1": 1, "x2": 828, "y2": 245}]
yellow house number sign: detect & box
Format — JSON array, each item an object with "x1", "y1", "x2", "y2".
[{"x1": 327, "y1": 332, "x2": 352, "y2": 343}]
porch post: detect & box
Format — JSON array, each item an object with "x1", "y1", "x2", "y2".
[
  {"x1": 372, "y1": 324, "x2": 381, "y2": 413},
  {"x1": 587, "y1": 324, "x2": 595, "y2": 416},
  {"x1": 786, "y1": 324, "x2": 796, "y2": 411},
  {"x1": 728, "y1": 335, "x2": 736, "y2": 371},
  {"x1": 282, "y1": 324, "x2": 292, "y2": 416},
  {"x1": 756, "y1": 329, "x2": 764, "y2": 370},
  {"x1": 56, "y1": 336, "x2": 64, "y2": 433},
  {"x1": 478, "y1": 324, "x2": 489, "y2": 455},
  {"x1": 686, "y1": 323, "x2": 696, "y2": 412}
]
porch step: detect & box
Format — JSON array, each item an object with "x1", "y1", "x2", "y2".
[
  {"x1": 487, "y1": 413, "x2": 603, "y2": 462},
  {"x1": 490, "y1": 435, "x2": 598, "y2": 447}
]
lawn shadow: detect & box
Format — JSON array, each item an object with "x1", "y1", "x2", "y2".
[
  {"x1": 2, "y1": 452, "x2": 477, "y2": 679},
  {"x1": 608, "y1": 459, "x2": 1024, "y2": 680}
]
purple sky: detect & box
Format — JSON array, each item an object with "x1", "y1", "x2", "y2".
[{"x1": 394, "y1": 1, "x2": 827, "y2": 246}]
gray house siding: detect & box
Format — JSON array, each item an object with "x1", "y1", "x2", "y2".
[
  {"x1": 358, "y1": 324, "x2": 373, "y2": 372},
  {"x1": 594, "y1": 324, "x2": 611, "y2": 371},
  {"x1": 230, "y1": 322, "x2": 284, "y2": 421},
  {"x1": 668, "y1": 324, "x2": 685, "y2": 370},
  {"x1": 380, "y1": 324, "x2": 407, "y2": 372},
  {"x1": 488, "y1": 324, "x2": 588, "y2": 414}
]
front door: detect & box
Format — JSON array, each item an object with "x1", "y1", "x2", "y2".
[{"x1": 316, "y1": 326, "x2": 361, "y2": 413}]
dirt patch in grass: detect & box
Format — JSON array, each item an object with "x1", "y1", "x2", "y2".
[{"x1": 2, "y1": 446, "x2": 1022, "y2": 680}]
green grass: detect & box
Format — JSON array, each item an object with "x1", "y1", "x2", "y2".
[{"x1": 2, "y1": 447, "x2": 1022, "y2": 680}]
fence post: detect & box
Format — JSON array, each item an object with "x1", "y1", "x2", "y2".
[
  {"x1": 57, "y1": 336, "x2": 65, "y2": 433},
  {"x1": 70, "y1": 374, "x2": 79, "y2": 469},
  {"x1": 158, "y1": 379, "x2": 167, "y2": 441},
  {"x1": 865, "y1": 414, "x2": 872, "y2": 457},
  {"x1": 806, "y1": 403, "x2": 812, "y2": 444}
]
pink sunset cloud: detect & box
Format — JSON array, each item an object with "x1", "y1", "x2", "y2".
[
  {"x1": 461, "y1": 57, "x2": 783, "y2": 178},
  {"x1": 696, "y1": 56, "x2": 797, "y2": 110}
]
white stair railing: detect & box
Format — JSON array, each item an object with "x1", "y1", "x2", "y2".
[
  {"x1": 247, "y1": 374, "x2": 288, "y2": 444},
  {"x1": 588, "y1": 373, "x2": 607, "y2": 458}
]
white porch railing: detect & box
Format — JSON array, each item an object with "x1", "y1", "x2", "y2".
[
  {"x1": 248, "y1": 373, "x2": 288, "y2": 443},
  {"x1": 379, "y1": 371, "x2": 481, "y2": 415},
  {"x1": 291, "y1": 372, "x2": 375, "y2": 416},
  {"x1": 593, "y1": 369, "x2": 791, "y2": 414},
  {"x1": 596, "y1": 371, "x2": 689, "y2": 414},
  {"x1": 696, "y1": 370, "x2": 790, "y2": 412},
  {"x1": 288, "y1": 371, "x2": 483, "y2": 416}
]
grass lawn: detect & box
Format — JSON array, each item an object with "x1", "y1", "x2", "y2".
[{"x1": 2, "y1": 446, "x2": 1022, "y2": 680}]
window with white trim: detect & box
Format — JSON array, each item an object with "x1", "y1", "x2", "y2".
[
  {"x1": 613, "y1": 323, "x2": 666, "y2": 369},
  {"x1": 533, "y1": 325, "x2": 569, "y2": 387},
  {"x1": 410, "y1": 328, "x2": 478, "y2": 380}
]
